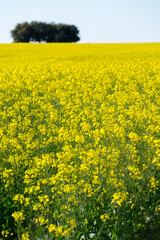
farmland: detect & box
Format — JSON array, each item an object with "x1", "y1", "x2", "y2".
[{"x1": 0, "y1": 43, "x2": 160, "y2": 239}]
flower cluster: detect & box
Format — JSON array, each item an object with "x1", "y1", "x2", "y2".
[{"x1": 0, "y1": 43, "x2": 160, "y2": 239}]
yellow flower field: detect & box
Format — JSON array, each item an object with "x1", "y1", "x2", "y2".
[{"x1": 0, "y1": 43, "x2": 160, "y2": 240}]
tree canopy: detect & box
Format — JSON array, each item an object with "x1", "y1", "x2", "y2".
[{"x1": 11, "y1": 21, "x2": 80, "y2": 43}]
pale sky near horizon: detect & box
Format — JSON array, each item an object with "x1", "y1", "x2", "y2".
[{"x1": 0, "y1": 0, "x2": 160, "y2": 43}]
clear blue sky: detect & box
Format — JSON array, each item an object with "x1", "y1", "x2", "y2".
[{"x1": 0, "y1": 0, "x2": 160, "y2": 43}]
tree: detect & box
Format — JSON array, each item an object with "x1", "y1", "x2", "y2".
[
  {"x1": 11, "y1": 21, "x2": 80, "y2": 43},
  {"x1": 11, "y1": 22, "x2": 31, "y2": 42},
  {"x1": 56, "y1": 24, "x2": 80, "y2": 42},
  {"x1": 43, "y1": 22, "x2": 58, "y2": 43}
]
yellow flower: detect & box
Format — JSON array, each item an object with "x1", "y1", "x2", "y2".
[
  {"x1": 100, "y1": 213, "x2": 110, "y2": 222},
  {"x1": 112, "y1": 192, "x2": 128, "y2": 207},
  {"x1": 22, "y1": 232, "x2": 30, "y2": 240},
  {"x1": 48, "y1": 224, "x2": 56, "y2": 233},
  {"x1": 1, "y1": 230, "x2": 9, "y2": 238},
  {"x1": 12, "y1": 211, "x2": 25, "y2": 222}
]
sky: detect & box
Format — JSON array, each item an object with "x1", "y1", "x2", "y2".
[{"x1": 0, "y1": 0, "x2": 160, "y2": 43}]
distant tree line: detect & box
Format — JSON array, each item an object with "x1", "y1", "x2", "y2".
[{"x1": 11, "y1": 21, "x2": 80, "y2": 43}]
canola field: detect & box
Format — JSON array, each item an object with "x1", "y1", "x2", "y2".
[{"x1": 0, "y1": 43, "x2": 160, "y2": 240}]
